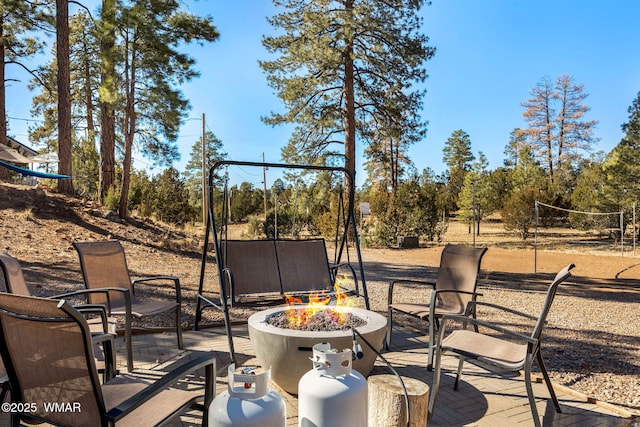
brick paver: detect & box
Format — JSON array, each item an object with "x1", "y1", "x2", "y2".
[{"x1": 114, "y1": 324, "x2": 637, "y2": 427}]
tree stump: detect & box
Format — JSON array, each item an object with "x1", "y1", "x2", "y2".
[{"x1": 368, "y1": 374, "x2": 430, "y2": 427}]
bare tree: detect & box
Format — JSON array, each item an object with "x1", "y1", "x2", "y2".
[{"x1": 520, "y1": 74, "x2": 598, "y2": 186}]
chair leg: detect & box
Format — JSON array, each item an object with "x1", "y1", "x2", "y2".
[
  {"x1": 385, "y1": 307, "x2": 393, "y2": 350},
  {"x1": 176, "y1": 305, "x2": 184, "y2": 350},
  {"x1": 125, "y1": 314, "x2": 133, "y2": 372},
  {"x1": 537, "y1": 351, "x2": 561, "y2": 413},
  {"x1": 428, "y1": 347, "x2": 444, "y2": 421},
  {"x1": 454, "y1": 356, "x2": 464, "y2": 390},
  {"x1": 427, "y1": 317, "x2": 436, "y2": 371},
  {"x1": 471, "y1": 308, "x2": 479, "y2": 333},
  {"x1": 103, "y1": 335, "x2": 116, "y2": 382},
  {"x1": 0, "y1": 380, "x2": 10, "y2": 403},
  {"x1": 524, "y1": 355, "x2": 542, "y2": 427},
  {"x1": 202, "y1": 359, "x2": 216, "y2": 426}
]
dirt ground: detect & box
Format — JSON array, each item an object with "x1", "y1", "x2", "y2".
[
  {"x1": 363, "y1": 244, "x2": 640, "y2": 280},
  {"x1": 1, "y1": 182, "x2": 639, "y2": 415}
]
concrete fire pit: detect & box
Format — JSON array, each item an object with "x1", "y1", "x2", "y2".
[{"x1": 248, "y1": 305, "x2": 387, "y2": 395}]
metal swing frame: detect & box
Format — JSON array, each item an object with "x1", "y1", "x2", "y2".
[{"x1": 195, "y1": 160, "x2": 369, "y2": 364}]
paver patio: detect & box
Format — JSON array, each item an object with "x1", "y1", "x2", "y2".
[{"x1": 117, "y1": 324, "x2": 638, "y2": 427}]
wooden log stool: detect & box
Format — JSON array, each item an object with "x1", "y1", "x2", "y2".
[{"x1": 368, "y1": 374, "x2": 430, "y2": 427}]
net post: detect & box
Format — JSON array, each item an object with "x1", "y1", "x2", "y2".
[
  {"x1": 534, "y1": 200, "x2": 539, "y2": 274},
  {"x1": 621, "y1": 210, "x2": 624, "y2": 258}
]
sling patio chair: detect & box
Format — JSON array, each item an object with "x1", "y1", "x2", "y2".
[
  {"x1": 428, "y1": 263, "x2": 575, "y2": 427},
  {"x1": 73, "y1": 240, "x2": 183, "y2": 372},
  {"x1": 0, "y1": 293, "x2": 215, "y2": 427},
  {"x1": 0, "y1": 250, "x2": 117, "y2": 381},
  {"x1": 386, "y1": 244, "x2": 488, "y2": 369},
  {"x1": 0, "y1": 250, "x2": 117, "y2": 335}
]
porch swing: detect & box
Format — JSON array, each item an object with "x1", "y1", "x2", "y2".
[{"x1": 195, "y1": 160, "x2": 369, "y2": 364}]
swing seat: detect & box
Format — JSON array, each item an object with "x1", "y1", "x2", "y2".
[{"x1": 220, "y1": 238, "x2": 358, "y2": 306}]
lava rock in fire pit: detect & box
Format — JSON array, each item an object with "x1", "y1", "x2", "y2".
[{"x1": 267, "y1": 308, "x2": 366, "y2": 331}]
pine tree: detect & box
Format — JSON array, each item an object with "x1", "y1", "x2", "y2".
[
  {"x1": 183, "y1": 130, "x2": 226, "y2": 221},
  {"x1": 30, "y1": 12, "x2": 102, "y2": 193},
  {"x1": 442, "y1": 129, "x2": 474, "y2": 211},
  {"x1": 152, "y1": 167, "x2": 195, "y2": 225},
  {"x1": 570, "y1": 154, "x2": 608, "y2": 230},
  {"x1": 0, "y1": 0, "x2": 49, "y2": 179},
  {"x1": 364, "y1": 131, "x2": 417, "y2": 193},
  {"x1": 116, "y1": 0, "x2": 219, "y2": 218},
  {"x1": 501, "y1": 146, "x2": 549, "y2": 240},
  {"x1": 503, "y1": 128, "x2": 527, "y2": 168},
  {"x1": 261, "y1": 0, "x2": 433, "y2": 189},
  {"x1": 458, "y1": 153, "x2": 490, "y2": 235},
  {"x1": 600, "y1": 92, "x2": 640, "y2": 212},
  {"x1": 507, "y1": 146, "x2": 546, "y2": 193}
]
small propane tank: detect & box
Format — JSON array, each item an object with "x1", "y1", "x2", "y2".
[
  {"x1": 297, "y1": 342, "x2": 368, "y2": 427},
  {"x1": 209, "y1": 364, "x2": 286, "y2": 427}
]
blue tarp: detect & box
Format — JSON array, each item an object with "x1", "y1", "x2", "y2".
[{"x1": 0, "y1": 159, "x2": 71, "y2": 179}]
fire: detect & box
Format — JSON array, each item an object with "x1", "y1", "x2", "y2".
[{"x1": 283, "y1": 279, "x2": 359, "y2": 328}]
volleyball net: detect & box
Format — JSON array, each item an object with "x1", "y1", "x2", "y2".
[{"x1": 534, "y1": 201, "x2": 624, "y2": 272}]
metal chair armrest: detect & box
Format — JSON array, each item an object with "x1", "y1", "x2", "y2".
[
  {"x1": 50, "y1": 289, "x2": 113, "y2": 312},
  {"x1": 91, "y1": 331, "x2": 117, "y2": 381},
  {"x1": 75, "y1": 304, "x2": 110, "y2": 333},
  {"x1": 221, "y1": 268, "x2": 234, "y2": 307},
  {"x1": 440, "y1": 313, "x2": 538, "y2": 345},
  {"x1": 82, "y1": 287, "x2": 133, "y2": 317},
  {"x1": 467, "y1": 300, "x2": 539, "y2": 321},
  {"x1": 388, "y1": 278, "x2": 436, "y2": 305},
  {"x1": 104, "y1": 355, "x2": 216, "y2": 422},
  {"x1": 132, "y1": 276, "x2": 181, "y2": 305}
]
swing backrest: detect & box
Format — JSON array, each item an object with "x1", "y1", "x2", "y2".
[
  {"x1": 220, "y1": 238, "x2": 335, "y2": 302},
  {"x1": 276, "y1": 239, "x2": 333, "y2": 293},
  {"x1": 221, "y1": 240, "x2": 281, "y2": 299}
]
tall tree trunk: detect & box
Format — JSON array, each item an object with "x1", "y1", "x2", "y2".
[
  {"x1": 0, "y1": 15, "x2": 9, "y2": 181},
  {"x1": 393, "y1": 137, "x2": 399, "y2": 192},
  {"x1": 56, "y1": 0, "x2": 73, "y2": 193},
  {"x1": 99, "y1": 0, "x2": 116, "y2": 202},
  {"x1": 343, "y1": 0, "x2": 356, "y2": 198},
  {"x1": 0, "y1": 16, "x2": 6, "y2": 148},
  {"x1": 99, "y1": 99, "x2": 115, "y2": 200},
  {"x1": 545, "y1": 105, "x2": 554, "y2": 185},
  {"x1": 119, "y1": 116, "x2": 133, "y2": 218},
  {"x1": 82, "y1": 30, "x2": 95, "y2": 141},
  {"x1": 118, "y1": 34, "x2": 135, "y2": 219}
]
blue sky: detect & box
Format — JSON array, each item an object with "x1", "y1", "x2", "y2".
[{"x1": 6, "y1": 1, "x2": 640, "y2": 187}]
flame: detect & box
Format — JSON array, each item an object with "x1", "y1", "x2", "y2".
[{"x1": 283, "y1": 277, "x2": 359, "y2": 328}]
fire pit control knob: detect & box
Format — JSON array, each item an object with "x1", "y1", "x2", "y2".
[{"x1": 209, "y1": 364, "x2": 286, "y2": 427}]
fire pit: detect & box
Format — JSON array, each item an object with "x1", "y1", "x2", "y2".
[{"x1": 248, "y1": 305, "x2": 386, "y2": 394}]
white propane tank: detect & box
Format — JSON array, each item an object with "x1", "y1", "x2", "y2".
[
  {"x1": 209, "y1": 364, "x2": 286, "y2": 427},
  {"x1": 297, "y1": 342, "x2": 368, "y2": 427}
]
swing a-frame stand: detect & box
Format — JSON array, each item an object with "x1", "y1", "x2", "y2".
[{"x1": 194, "y1": 160, "x2": 369, "y2": 364}]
